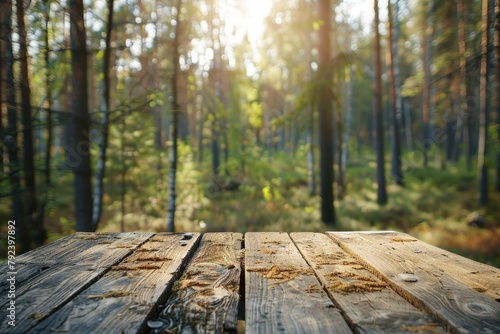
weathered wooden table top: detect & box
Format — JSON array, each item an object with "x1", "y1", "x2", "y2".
[{"x1": 1, "y1": 231, "x2": 499, "y2": 333}]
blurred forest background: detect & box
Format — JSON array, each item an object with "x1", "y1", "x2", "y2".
[{"x1": 1, "y1": 0, "x2": 500, "y2": 266}]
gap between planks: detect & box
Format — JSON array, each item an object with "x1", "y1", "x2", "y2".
[{"x1": 290, "y1": 232, "x2": 447, "y2": 334}]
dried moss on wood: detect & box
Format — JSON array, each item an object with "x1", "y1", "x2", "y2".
[
  {"x1": 325, "y1": 271, "x2": 388, "y2": 294},
  {"x1": 248, "y1": 265, "x2": 313, "y2": 280},
  {"x1": 87, "y1": 290, "x2": 130, "y2": 300}
]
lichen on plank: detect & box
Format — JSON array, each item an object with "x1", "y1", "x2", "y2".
[
  {"x1": 391, "y1": 237, "x2": 418, "y2": 243},
  {"x1": 136, "y1": 255, "x2": 171, "y2": 262},
  {"x1": 86, "y1": 290, "x2": 130, "y2": 300},
  {"x1": 111, "y1": 264, "x2": 162, "y2": 271},
  {"x1": 324, "y1": 271, "x2": 388, "y2": 294},
  {"x1": 247, "y1": 265, "x2": 313, "y2": 281},
  {"x1": 401, "y1": 323, "x2": 443, "y2": 334}
]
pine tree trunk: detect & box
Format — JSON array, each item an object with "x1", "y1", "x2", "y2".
[
  {"x1": 447, "y1": 74, "x2": 456, "y2": 161},
  {"x1": 339, "y1": 65, "x2": 354, "y2": 198},
  {"x1": 387, "y1": 0, "x2": 403, "y2": 186},
  {"x1": 39, "y1": 5, "x2": 52, "y2": 240},
  {"x1": 209, "y1": 0, "x2": 220, "y2": 176},
  {"x1": 403, "y1": 99, "x2": 414, "y2": 151},
  {"x1": 18, "y1": 0, "x2": 45, "y2": 245},
  {"x1": 167, "y1": 0, "x2": 181, "y2": 232},
  {"x1": 308, "y1": 106, "x2": 316, "y2": 196},
  {"x1": 303, "y1": 28, "x2": 316, "y2": 197},
  {"x1": 318, "y1": 0, "x2": 335, "y2": 224},
  {"x1": 455, "y1": 0, "x2": 471, "y2": 171},
  {"x1": 92, "y1": 0, "x2": 114, "y2": 231},
  {"x1": 70, "y1": 0, "x2": 93, "y2": 231},
  {"x1": 211, "y1": 109, "x2": 220, "y2": 176},
  {"x1": 3, "y1": 0, "x2": 32, "y2": 251},
  {"x1": 393, "y1": 0, "x2": 404, "y2": 152},
  {"x1": 0, "y1": 23, "x2": 4, "y2": 174},
  {"x1": 495, "y1": 0, "x2": 500, "y2": 191},
  {"x1": 198, "y1": 91, "x2": 204, "y2": 164},
  {"x1": 120, "y1": 117, "x2": 126, "y2": 232},
  {"x1": 421, "y1": 0, "x2": 434, "y2": 168},
  {"x1": 479, "y1": 0, "x2": 491, "y2": 205},
  {"x1": 0, "y1": 17, "x2": 3, "y2": 173},
  {"x1": 374, "y1": 0, "x2": 388, "y2": 204}
]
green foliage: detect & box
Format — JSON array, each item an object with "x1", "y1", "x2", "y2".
[{"x1": 246, "y1": 101, "x2": 263, "y2": 129}]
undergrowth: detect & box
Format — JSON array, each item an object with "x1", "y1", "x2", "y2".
[{"x1": 1, "y1": 145, "x2": 499, "y2": 267}]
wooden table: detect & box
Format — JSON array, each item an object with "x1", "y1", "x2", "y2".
[{"x1": 1, "y1": 231, "x2": 499, "y2": 333}]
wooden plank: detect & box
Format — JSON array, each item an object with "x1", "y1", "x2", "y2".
[
  {"x1": 351, "y1": 231, "x2": 499, "y2": 301},
  {"x1": 290, "y1": 232, "x2": 447, "y2": 333},
  {"x1": 329, "y1": 231, "x2": 500, "y2": 301},
  {"x1": 0, "y1": 233, "x2": 125, "y2": 294},
  {"x1": 0, "y1": 232, "x2": 153, "y2": 333},
  {"x1": 29, "y1": 233, "x2": 201, "y2": 334},
  {"x1": 328, "y1": 231, "x2": 500, "y2": 333},
  {"x1": 150, "y1": 232, "x2": 243, "y2": 333},
  {"x1": 245, "y1": 232, "x2": 352, "y2": 334}
]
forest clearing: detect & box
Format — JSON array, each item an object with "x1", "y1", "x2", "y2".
[{"x1": 1, "y1": 0, "x2": 500, "y2": 269}]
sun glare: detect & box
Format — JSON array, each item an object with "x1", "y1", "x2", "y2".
[
  {"x1": 210, "y1": 0, "x2": 273, "y2": 76},
  {"x1": 220, "y1": 0, "x2": 273, "y2": 45},
  {"x1": 243, "y1": 0, "x2": 273, "y2": 24},
  {"x1": 242, "y1": 0, "x2": 273, "y2": 42}
]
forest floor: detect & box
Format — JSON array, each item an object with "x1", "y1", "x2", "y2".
[
  {"x1": 96, "y1": 152, "x2": 500, "y2": 267},
  {"x1": 1, "y1": 150, "x2": 499, "y2": 267}
]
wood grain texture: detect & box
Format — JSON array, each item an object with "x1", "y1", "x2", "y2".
[
  {"x1": 245, "y1": 232, "x2": 352, "y2": 334},
  {"x1": 291, "y1": 232, "x2": 447, "y2": 333},
  {"x1": 0, "y1": 233, "x2": 127, "y2": 294},
  {"x1": 0, "y1": 232, "x2": 153, "y2": 333},
  {"x1": 28, "y1": 233, "x2": 200, "y2": 334},
  {"x1": 328, "y1": 231, "x2": 500, "y2": 334},
  {"x1": 152, "y1": 232, "x2": 243, "y2": 333}
]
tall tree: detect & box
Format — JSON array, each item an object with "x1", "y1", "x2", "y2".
[
  {"x1": 17, "y1": 0, "x2": 46, "y2": 244},
  {"x1": 302, "y1": 14, "x2": 316, "y2": 196},
  {"x1": 167, "y1": 0, "x2": 182, "y2": 232},
  {"x1": 374, "y1": 0, "x2": 388, "y2": 204},
  {"x1": 92, "y1": 0, "x2": 115, "y2": 230},
  {"x1": 318, "y1": 0, "x2": 335, "y2": 224},
  {"x1": 387, "y1": 0, "x2": 403, "y2": 186},
  {"x1": 392, "y1": 0, "x2": 404, "y2": 152},
  {"x1": 2, "y1": 0, "x2": 31, "y2": 251},
  {"x1": 39, "y1": 0, "x2": 53, "y2": 238},
  {"x1": 495, "y1": 0, "x2": 500, "y2": 192},
  {"x1": 70, "y1": 0, "x2": 93, "y2": 231},
  {"x1": 421, "y1": 0, "x2": 434, "y2": 168},
  {"x1": 455, "y1": 0, "x2": 471, "y2": 171},
  {"x1": 0, "y1": 2, "x2": 5, "y2": 173},
  {"x1": 210, "y1": 0, "x2": 221, "y2": 177},
  {"x1": 478, "y1": 0, "x2": 491, "y2": 205},
  {"x1": 307, "y1": 104, "x2": 316, "y2": 196},
  {"x1": 339, "y1": 63, "x2": 353, "y2": 198},
  {"x1": 403, "y1": 99, "x2": 414, "y2": 151}
]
